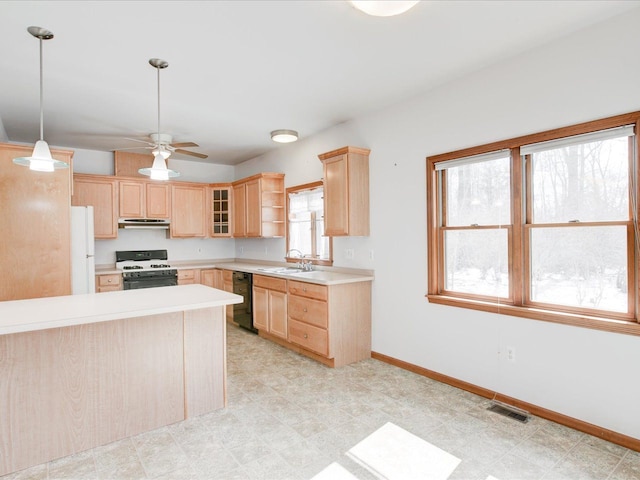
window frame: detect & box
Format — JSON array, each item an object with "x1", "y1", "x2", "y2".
[
  {"x1": 285, "y1": 181, "x2": 333, "y2": 266},
  {"x1": 426, "y1": 111, "x2": 640, "y2": 336}
]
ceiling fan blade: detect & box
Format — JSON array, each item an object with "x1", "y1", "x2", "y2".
[
  {"x1": 174, "y1": 148, "x2": 208, "y2": 159},
  {"x1": 123, "y1": 137, "x2": 154, "y2": 146},
  {"x1": 171, "y1": 142, "x2": 199, "y2": 148},
  {"x1": 114, "y1": 146, "x2": 153, "y2": 151}
]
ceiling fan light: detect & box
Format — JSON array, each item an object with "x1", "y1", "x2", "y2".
[
  {"x1": 349, "y1": 1, "x2": 419, "y2": 17},
  {"x1": 151, "y1": 147, "x2": 171, "y2": 159},
  {"x1": 13, "y1": 140, "x2": 68, "y2": 172},
  {"x1": 271, "y1": 129, "x2": 298, "y2": 143}
]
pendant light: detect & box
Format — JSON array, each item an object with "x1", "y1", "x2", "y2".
[
  {"x1": 138, "y1": 58, "x2": 180, "y2": 180},
  {"x1": 13, "y1": 26, "x2": 69, "y2": 172},
  {"x1": 349, "y1": 1, "x2": 419, "y2": 17}
]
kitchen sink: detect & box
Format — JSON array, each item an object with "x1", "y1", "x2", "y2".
[{"x1": 256, "y1": 266, "x2": 305, "y2": 274}]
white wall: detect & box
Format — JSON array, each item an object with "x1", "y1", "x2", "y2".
[
  {"x1": 71, "y1": 148, "x2": 236, "y2": 264},
  {"x1": 233, "y1": 9, "x2": 640, "y2": 439}
]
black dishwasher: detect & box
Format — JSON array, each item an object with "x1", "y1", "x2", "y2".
[{"x1": 232, "y1": 271, "x2": 256, "y2": 333}]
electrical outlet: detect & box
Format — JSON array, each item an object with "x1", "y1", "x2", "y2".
[
  {"x1": 369, "y1": 250, "x2": 374, "y2": 260},
  {"x1": 264, "y1": 247, "x2": 268, "y2": 255},
  {"x1": 506, "y1": 347, "x2": 516, "y2": 363},
  {"x1": 239, "y1": 246, "x2": 244, "y2": 255},
  {"x1": 345, "y1": 248, "x2": 355, "y2": 260}
]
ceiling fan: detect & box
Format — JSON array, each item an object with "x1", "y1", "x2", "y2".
[
  {"x1": 124, "y1": 58, "x2": 207, "y2": 181},
  {"x1": 124, "y1": 132, "x2": 208, "y2": 160}
]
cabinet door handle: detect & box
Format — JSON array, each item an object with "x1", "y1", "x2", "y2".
[
  {"x1": 303, "y1": 308, "x2": 307, "y2": 312},
  {"x1": 304, "y1": 333, "x2": 308, "y2": 339},
  {"x1": 303, "y1": 287, "x2": 307, "y2": 292}
]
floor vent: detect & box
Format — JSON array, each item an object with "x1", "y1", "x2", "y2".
[{"x1": 486, "y1": 403, "x2": 530, "y2": 423}]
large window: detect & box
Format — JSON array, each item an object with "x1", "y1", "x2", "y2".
[
  {"x1": 427, "y1": 112, "x2": 640, "y2": 335},
  {"x1": 286, "y1": 181, "x2": 332, "y2": 265}
]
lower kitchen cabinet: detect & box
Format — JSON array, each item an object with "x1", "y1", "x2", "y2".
[
  {"x1": 255, "y1": 277, "x2": 371, "y2": 368},
  {"x1": 178, "y1": 269, "x2": 200, "y2": 285},
  {"x1": 200, "y1": 269, "x2": 216, "y2": 287},
  {"x1": 222, "y1": 269, "x2": 234, "y2": 322},
  {"x1": 253, "y1": 275, "x2": 287, "y2": 339},
  {"x1": 96, "y1": 273, "x2": 122, "y2": 293}
]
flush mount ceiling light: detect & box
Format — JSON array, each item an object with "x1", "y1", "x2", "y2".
[
  {"x1": 13, "y1": 26, "x2": 69, "y2": 172},
  {"x1": 139, "y1": 58, "x2": 180, "y2": 181},
  {"x1": 349, "y1": 1, "x2": 419, "y2": 17},
  {"x1": 271, "y1": 129, "x2": 298, "y2": 143}
]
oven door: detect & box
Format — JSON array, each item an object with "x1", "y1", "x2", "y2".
[{"x1": 123, "y1": 276, "x2": 178, "y2": 290}]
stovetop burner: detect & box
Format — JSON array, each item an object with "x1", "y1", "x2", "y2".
[
  {"x1": 150, "y1": 264, "x2": 170, "y2": 268},
  {"x1": 123, "y1": 265, "x2": 143, "y2": 270}
]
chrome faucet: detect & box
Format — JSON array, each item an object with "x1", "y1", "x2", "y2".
[
  {"x1": 285, "y1": 249, "x2": 303, "y2": 259},
  {"x1": 285, "y1": 249, "x2": 313, "y2": 271}
]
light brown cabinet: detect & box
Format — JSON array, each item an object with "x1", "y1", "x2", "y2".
[
  {"x1": 96, "y1": 273, "x2": 122, "y2": 293},
  {"x1": 119, "y1": 180, "x2": 171, "y2": 219},
  {"x1": 253, "y1": 275, "x2": 288, "y2": 339},
  {"x1": 72, "y1": 174, "x2": 118, "y2": 239},
  {"x1": 177, "y1": 269, "x2": 200, "y2": 285},
  {"x1": 170, "y1": 183, "x2": 207, "y2": 237},
  {"x1": 232, "y1": 173, "x2": 285, "y2": 238},
  {"x1": 1, "y1": 142, "x2": 74, "y2": 301},
  {"x1": 286, "y1": 279, "x2": 371, "y2": 367},
  {"x1": 318, "y1": 146, "x2": 370, "y2": 236},
  {"x1": 222, "y1": 269, "x2": 234, "y2": 322},
  {"x1": 200, "y1": 268, "x2": 217, "y2": 287},
  {"x1": 210, "y1": 184, "x2": 232, "y2": 237}
]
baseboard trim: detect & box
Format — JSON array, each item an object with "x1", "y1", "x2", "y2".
[{"x1": 371, "y1": 351, "x2": 640, "y2": 452}]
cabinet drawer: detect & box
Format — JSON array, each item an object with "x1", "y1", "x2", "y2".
[
  {"x1": 97, "y1": 274, "x2": 121, "y2": 287},
  {"x1": 288, "y1": 319, "x2": 328, "y2": 357},
  {"x1": 288, "y1": 295, "x2": 327, "y2": 328},
  {"x1": 178, "y1": 269, "x2": 197, "y2": 280},
  {"x1": 287, "y1": 280, "x2": 328, "y2": 301},
  {"x1": 254, "y1": 274, "x2": 287, "y2": 292}
]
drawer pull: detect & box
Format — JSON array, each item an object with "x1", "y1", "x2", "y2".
[
  {"x1": 303, "y1": 308, "x2": 307, "y2": 312},
  {"x1": 303, "y1": 287, "x2": 307, "y2": 292},
  {"x1": 304, "y1": 333, "x2": 308, "y2": 339},
  {"x1": 107, "y1": 279, "x2": 112, "y2": 283}
]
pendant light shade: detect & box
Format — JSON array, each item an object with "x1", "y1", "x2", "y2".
[
  {"x1": 139, "y1": 151, "x2": 180, "y2": 181},
  {"x1": 139, "y1": 58, "x2": 180, "y2": 180},
  {"x1": 349, "y1": 1, "x2": 419, "y2": 17},
  {"x1": 13, "y1": 26, "x2": 69, "y2": 171}
]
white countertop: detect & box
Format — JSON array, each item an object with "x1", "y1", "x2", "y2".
[
  {"x1": 215, "y1": 262, "x2": 374, "y2": 285},
  {"x1": 96, "y1": 260, "x2": 374, "y2": 285},
  {"x1": 0, "y1": 285, "x2": 243, "y2": 336}
]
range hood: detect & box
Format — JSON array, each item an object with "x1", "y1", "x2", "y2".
[{"x1": 118, "y1": 218, "x2": 170, "y2": 229}]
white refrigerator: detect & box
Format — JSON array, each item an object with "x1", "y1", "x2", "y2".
[{"x1": 71, "y1": 205, "x2": 96, "y2": 294}]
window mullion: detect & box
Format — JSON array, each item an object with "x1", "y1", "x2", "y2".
[{"x1": 512, "y1": 147, "x2": 524, "y2": 305}]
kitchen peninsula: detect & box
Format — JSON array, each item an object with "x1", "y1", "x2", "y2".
[{"x1": 0, "y1": 285, "x2": 242, "y2": 477}]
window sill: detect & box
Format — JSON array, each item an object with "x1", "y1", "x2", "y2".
[{"x1": 426, "y1": 294, "x2": 640, "y2": 336}]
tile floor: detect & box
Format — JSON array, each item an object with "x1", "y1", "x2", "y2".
[{"x1": 3, "y1": 324, "x2": 639, "y2": 480}]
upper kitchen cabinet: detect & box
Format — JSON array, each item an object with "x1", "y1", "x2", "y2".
[
  {"x1": 170, "y1": 183, "x2": 207, "y2": 237},
  {"x1": 1, "y1": 142, "x2": 74, "y2": 301},
  {"x1": 232, "y1": 173, "x2": 285, "y2": 238},
  {"x1": 210, "y1": 184, "x2": 232, "y2": 237},
  {"x1": 318, "y1": 146, "x2": 370, "y2": 236},
  {"x1": 72, "y1": 174, "x2": 118, "y2": 239},
  {"x1": 119, "y1": 180, "x2": 170, "y2": 219},
  {"x1": 114, "y1": 151, "x2": 154, "y2": 178}
]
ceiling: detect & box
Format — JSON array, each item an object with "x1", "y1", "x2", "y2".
[{"x1": 1, "y1": 1, "x2": 638, "y2": 166}]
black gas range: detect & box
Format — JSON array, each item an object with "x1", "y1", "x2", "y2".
[{"x1": 116, "y1": 250, "x2": 178, "y2": 290}]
